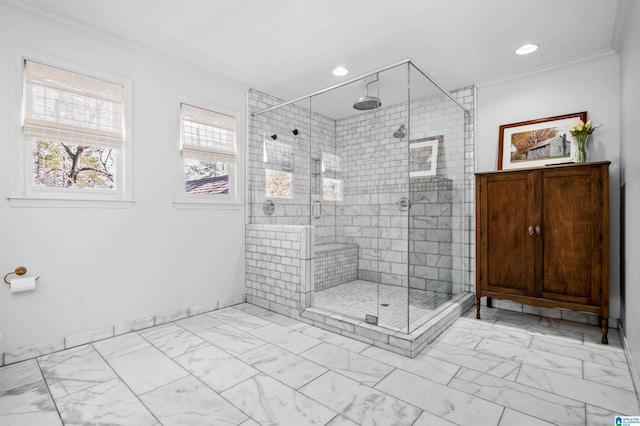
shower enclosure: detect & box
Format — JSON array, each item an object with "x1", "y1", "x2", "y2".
[{"x1": 247, "y1": 59, "x2": 474, "y2": 337}]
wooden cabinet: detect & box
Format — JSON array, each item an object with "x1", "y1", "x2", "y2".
[{"x1": 475, "y1": 162, "x2": 610, "y2": 343}]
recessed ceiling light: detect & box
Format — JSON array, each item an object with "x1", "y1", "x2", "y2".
[
  {"x1": 515, "y1": 44, "x2": 539, "y2": 55},
  {"x1": 332, "y1": 66, "x2": 349, "y2": 76}
]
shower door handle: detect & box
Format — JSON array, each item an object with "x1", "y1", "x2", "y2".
[
  {"x1": 312, "y1": 200, "x2": 322, "y2": 219},
  {"x1": 396, "y1": 197, "x2": 410, "y2": 212}
]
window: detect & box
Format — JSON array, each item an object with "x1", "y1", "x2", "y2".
[
  {"x1": 263, "y1": 136, "x2": 293, "y2": 199},
  {"x1": 179, "y1": 103, "x2": 236, "y2": 200},
  {"x1": 12, "y1": 55, "x2": 132, "y2": 206},
  {"x1": 265, "y1": 169, "x2": 293, "y2": 199},
  {"x1": 322, "y1": 152, "x2": 342, "y2": 201}
]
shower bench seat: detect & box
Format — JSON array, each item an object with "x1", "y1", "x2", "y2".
[{"x1": 314, "y1": 243, "x2": 358, "y2": 292}]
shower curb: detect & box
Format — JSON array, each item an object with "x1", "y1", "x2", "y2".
[{"x1": 300, "y1": 292, "x2": 474, "y2": 358}]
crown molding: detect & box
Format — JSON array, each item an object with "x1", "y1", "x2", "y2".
[
  {"x1": 476, "y1": 49, "x2": 618, "y2": 89},
  {"x1": 612, "y1": 0, "x2": 633, "y2": 54},
  {"x1": 0, "y1": 0, "x2": 249, "y2": 91}
]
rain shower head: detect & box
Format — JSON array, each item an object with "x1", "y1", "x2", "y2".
[
  {"x1": 353, "y1": 96, "x2": 382, "y2": 111},
  {"x1": 353, "y1": 74, "x2": 382, "y2": 111},
  {"x1": 393, "y1": 124, "x2": 406, "y2": 138}
]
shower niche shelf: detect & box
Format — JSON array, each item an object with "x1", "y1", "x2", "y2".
[{"x1": 311, "y1": 158, "x2": 322, "y2": 195}]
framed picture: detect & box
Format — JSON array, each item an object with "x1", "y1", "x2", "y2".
[
  {"x1": 498, "y1": 111, "x2": 587, "y2": 170},
  {"x1": 410, "y1": 135, "x2": 441, "y2": 177}
]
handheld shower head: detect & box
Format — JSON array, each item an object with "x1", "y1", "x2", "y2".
[{"x1": 393, "y1": 124, "x2": 406, "y2": 138}]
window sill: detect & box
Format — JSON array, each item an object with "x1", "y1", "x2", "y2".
[
  {"x1": 173, "y1": 200, "x2": 243, "y2": 210},
  {"x1": 8, "y1": 197, "x2": 135, "y2": 209}
]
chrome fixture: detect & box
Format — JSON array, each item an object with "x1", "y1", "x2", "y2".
[
  {"x1": 353, "y1": 73, "x2": 382, "y2": 110},
  {"x1": 393, "y1": 124, "x2": 406, "y2": 138}
]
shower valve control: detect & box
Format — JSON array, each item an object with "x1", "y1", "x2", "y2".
[{"x1": 396, "y1": 197, "x2": 411, "y2": 212}]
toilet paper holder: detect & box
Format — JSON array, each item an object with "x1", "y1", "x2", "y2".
[{"x1": 3, "y1": 266, "x2": 40, "y2": 285}]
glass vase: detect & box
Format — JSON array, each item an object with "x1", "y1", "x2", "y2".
[{"x1": 575, "y1": 135, "x2": 589, "y2": 164}]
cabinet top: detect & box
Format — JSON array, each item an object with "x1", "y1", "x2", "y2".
[{"x1": 475, "y1": 161, "x2": 611, "y2": 176}]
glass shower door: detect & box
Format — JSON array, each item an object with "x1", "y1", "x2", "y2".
[{"x1": 373, "y1": 63, "x2": 411, "y2": 333}]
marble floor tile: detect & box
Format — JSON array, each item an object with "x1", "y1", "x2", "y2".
[
  {"x1": 300, "y1": 370, "x2": 422, "y2": 426},
  {"x1": 0, "y1": 388, "x2": 62, "y2": 426},
  {"x1": 411, "y1": 410, "x2": 457, "y2": 426},
  {"x1": 433, "y1": 327, "x2": 483, "y2": 349},
  {"x1": 583, "y1": 360, "x2": 636, "y2": 391},
  {"x1": 2, "y1": 304, "x2": 639, "y2": 426},
  {"x1": 422, "y1": 341, "x2": 521, "y2": 381},
  {"x1": 174, "y1": 344, "x2": 259, "y2": 392},
  {"x1": 325, "y1": 415, "x2": 361, "y2": 426},
  {"x1": 139, "y1": 323, "x2": 209, "y2": 358},
  {"x1": 529, "y1": 334, "x2": 628, "y2": 369},
  {"x1": 451, "y1": 317, "x2": 533, "y2": 347},
  {"x1": 92, "y1": 331, "x2": 151, "y2": 359},
  {"x1": 175, "y1": 313, "x2": 224, "y2": 333},
  {"x1": 498, "y1": 408, "x2": 555, "y2": 426},
  {"x1": 196, "y1": 323, "x2": 267, "y2": 356},
  {"x1": 0, "y1": 359, "x2": 43, "y2": 392},
  {"x1": 449, "y1": 368, "x2": 585, "y2": 425},
  {"x1": 586, "y1": 404, "x2": 622, "y2": 426},
  {"x1": 360, "y1": 345, "x2": 459, "y2": 385},
  {"x1": 106, "y1": 346, "x2": 188, "y2": 395},
  {"x1": 301, "y1": 342, "x2": 394, "y2": 386},
  {"x1": 301, "y1": 325, "x2": 371, "y2": 353},
  {"x1": 515, "y1": 364, "x2": 640, "y2": 415},
  {"x1": 257, "y1": 310, "x2": 310, "y2": 330},
  {"x1": 234, "y1": 302, "x2": 271, "y2": 316},
  {"x1": 248, "y1": 323, "x2": 322, "y2": 354},
  {"x1": 238, "y1": 343, "x2": 327, "y2": 389},
  {"x1": 221, "y1": 373, "x2": 336, "y2": 426},
  {"x1": 38, "y1": 345, "x2": 118, "y2": 399},
  {"x1": 375, "y1": 368, "x2": 504, "y2": 426},
  {"x1": 140, "y1": 375, "x2": 248, "y2": 425},
  {"x1": 239, "y1": 418, "x2": 261, "y2": 426},
  {"x1": 0, "y1": 360, "x2": 61, "y2": 426},
  {"x1": 474, "y1": 337, "x2": 583, "y2": 377},
  {"x1": 56, "y1": 377, "x2": 157, "y2": 426},
  {"x1": 209, "y1": 307, "x2": 271, "y2": 331},
  {"x1": 538, "y1": 316, "x2": 620, "y2": 343}
]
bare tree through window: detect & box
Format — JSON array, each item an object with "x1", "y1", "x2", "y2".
[{"x1": 33, "y1": 140, "x2": 115, "y2": 189}]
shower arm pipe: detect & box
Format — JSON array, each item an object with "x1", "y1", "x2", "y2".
[{"x1": 251, "y1": 58, "x2": 470, "y2": 117}]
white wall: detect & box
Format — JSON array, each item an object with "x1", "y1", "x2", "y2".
[
  {"x1": 476, "y1": 53, "x2": 622, "y2": 320},
  {"x1": 619, "y1": 0, "x2": 640, "y2": 385},
  {"x1": 0, "y1": 4, "x2": 247, "y2": 354}
]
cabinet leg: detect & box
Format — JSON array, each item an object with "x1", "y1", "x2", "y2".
[
  {"x1": 486, "y1": 296, "x2": 492, "y2": 308},
  {"x1": 476, "y1": 297, "x2": 481, "y2": 319},
  {"x1": 601, "y1": 317, "x2": 609, "y2": 344}
]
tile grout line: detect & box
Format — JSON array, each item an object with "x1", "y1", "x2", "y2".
[
  {"x1": 91, "y1": 342, "x2": 163, "y2": 425},
  {"x1": 34, "y1": 357, "x2": 64, "y2": 425}
]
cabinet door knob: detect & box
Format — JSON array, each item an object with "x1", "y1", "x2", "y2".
[
  {"x1": 535, "y1": 225, "x2": 542, "y2": 235},
  {"x1": 528, "y1": 225, "x2": 534, "y2": 236}
]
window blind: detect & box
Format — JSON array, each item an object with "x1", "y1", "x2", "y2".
[
  {"x1": 181, "y1": 103, "x2": 236, "y2": 164},
  {"x1": 23, "y1": 60, "x2": 124, "y2": 149}
]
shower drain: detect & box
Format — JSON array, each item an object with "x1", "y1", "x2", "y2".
[{"x1": 380, "y1": 303, "x2": 390, "y2": 307}]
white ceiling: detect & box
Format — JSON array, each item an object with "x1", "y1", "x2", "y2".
[{"x1": 8, "y1": 0, "x2": 623, "y2": 117}]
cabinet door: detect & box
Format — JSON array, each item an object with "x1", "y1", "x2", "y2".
[
  {"x1": 541, "y1": 166, "x2": 603, "y2": 305},
  {"x1": 477, "y1": 171, "x2": 537, "y2": 296}
]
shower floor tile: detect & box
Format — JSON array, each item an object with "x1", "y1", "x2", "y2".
[
  {"x1": 313, "y1": 279, "x2": 455, "y2": 331},
  {"x1": 0, "y1": 303, "x2": 637, "y2": 425}
]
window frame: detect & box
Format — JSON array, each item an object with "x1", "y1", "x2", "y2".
[
  {"x1": 9, "y1": 48, "x2": 134, "y2": 208},
  {"x1": 173, "y1": 96, "x2": 243, "y2": 209}
]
